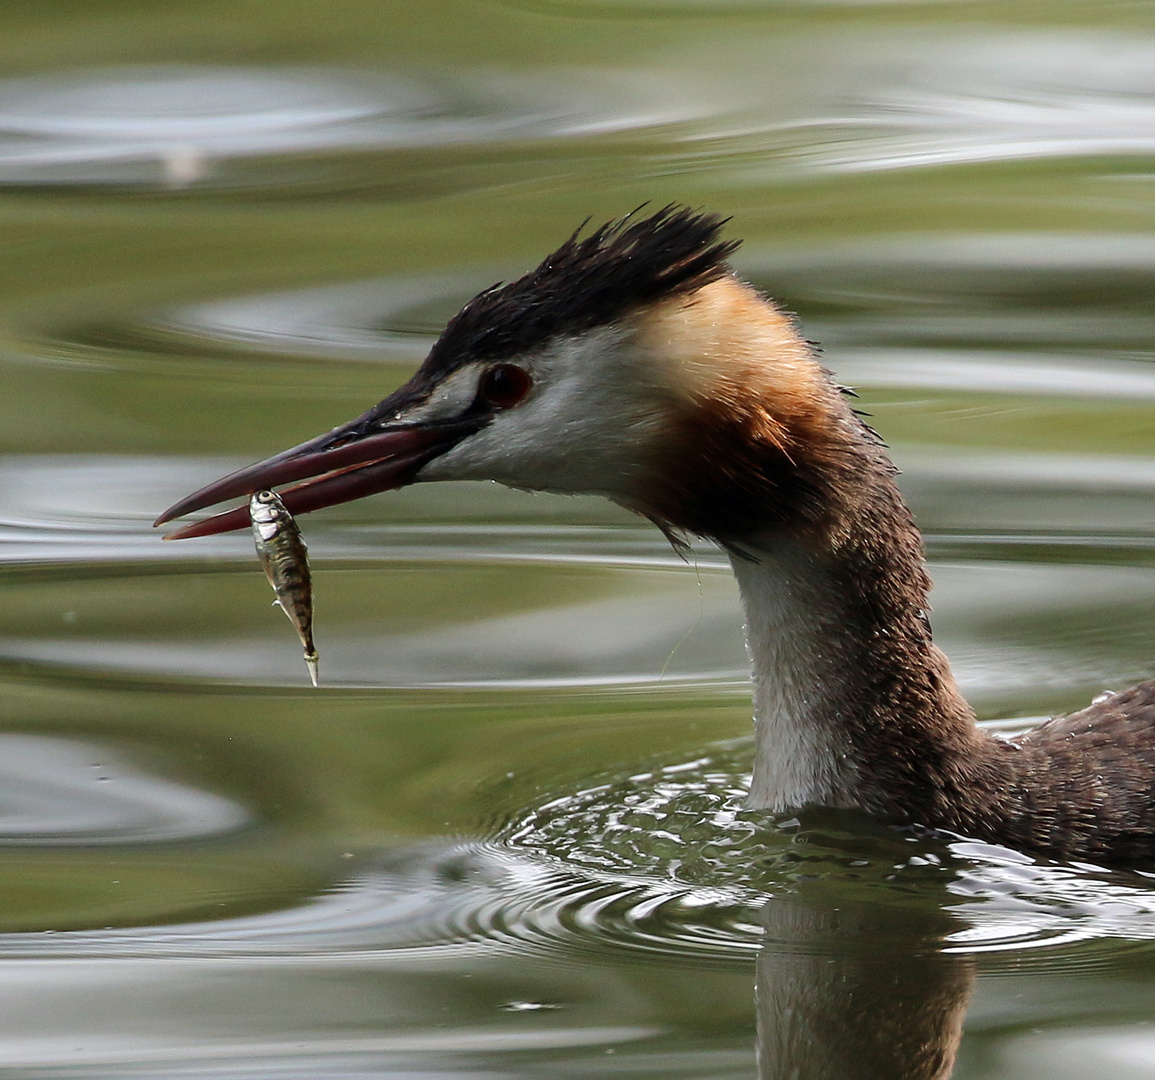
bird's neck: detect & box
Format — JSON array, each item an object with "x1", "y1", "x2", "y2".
[
  {"x1": 629, "y1": 277, "x2": 1001, "y2": 820},
  {"x1": 728, "y1": 473, "x2": 991, "y2": 821}
]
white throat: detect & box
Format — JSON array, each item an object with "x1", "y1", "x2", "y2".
[{"x1": 729, "y1": 542, "x2": 859, "y2": 813}]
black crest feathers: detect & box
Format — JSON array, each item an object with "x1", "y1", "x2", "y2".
[{"x1": 426, "y1": 206, "x2": 740, "y2": 371}]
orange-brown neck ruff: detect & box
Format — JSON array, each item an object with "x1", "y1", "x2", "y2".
[{"x1": 630, "y1": 277, "x2": 852, "y2": 541}]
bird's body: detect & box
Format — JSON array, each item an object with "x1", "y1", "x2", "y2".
[{"x1": 158, "y1": 207, "x2": 1155, "y2": 865}]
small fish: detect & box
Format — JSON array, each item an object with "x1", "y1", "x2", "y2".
[{"x1": 250, "y1": 490, "x2": 319, "y2": 687}]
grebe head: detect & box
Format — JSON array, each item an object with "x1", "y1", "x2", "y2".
[{"x1": 156, "y1": 207, "x2": 856, "y2": 548}]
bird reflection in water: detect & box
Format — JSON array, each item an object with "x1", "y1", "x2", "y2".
[{"x1": 755, "y1": 873, "x2": 971, "y2": 1080}]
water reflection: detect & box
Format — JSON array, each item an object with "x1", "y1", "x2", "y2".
[
  {"x1": 1, "y1": 693, "x2": 1155, "y2": 1078},
  {"x1": 161, "y1": 274, "x2": 476, "y2": 362},
  {"x1": 74, "y1": 232, "x2": 1155, "y2": 365},
  {"x1": 5, "y1": 548, "x2": 1155, "y2": 697},
  {"x1": 0, "y1": 65, "x2": 705, "y2": 190},
  {"x1": 2, "y1": 25, "x2": 1152, "y2": 197},
  {"x1": 0, "y1": 734, "x2": 247, "y2": 844},
  {"x1": 1, "y1": 791, "x2": 1153, "y2": 1077},
  {"x1": 756, "y1": 887, "x2": 972, "y2": 1080},
  {"x1": 800, "y1": 35, "x2": 1155, "y2": 173},
  {"x1": 6, "y1": 755, "x2": 1142, "y2": 965}
]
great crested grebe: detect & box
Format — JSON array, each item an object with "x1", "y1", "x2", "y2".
[{"x1": 157, "y1": 206, "x2": 1155, "y2": 865}]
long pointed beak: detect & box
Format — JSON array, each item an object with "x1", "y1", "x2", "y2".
[{"x1": 155, "y1": 418, "x2": 473, "y2": 540}]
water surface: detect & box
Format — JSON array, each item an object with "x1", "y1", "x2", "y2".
[{"x1": 2, "y1": 2, "x2": 1155, "y2": 1077}]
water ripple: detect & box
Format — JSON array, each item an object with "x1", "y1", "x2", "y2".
[
  {"x1": 156, "y1": 273, "x2": 484, "y2": 362},
  {"x1": 84, "y1": 242, "x2": 1155, "y2": 371},
  {"x1": 0, "y1": 734, "x2": 247, "y2": 845},
  {"x1": 672, "y1": 30, "x2": 1155, "y2": 177},
  {"x1": 0, "y1": 31, "x2": 1151, "y2": 198},
  {"x1": 0, "y1": 65, "x2": 705, "y2": 190},
  {"x1": 5, "y1": 751, "x2": 1155, "y2": 968},
  {"x1": 2, "y1": 453, "x2": 1155, "y2": 698},
  {"x1": 811, "y1": 41, "x2": 1155, "y2": 174}
]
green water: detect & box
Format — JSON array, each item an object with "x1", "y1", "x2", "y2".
[{"x1": 2, "y1": 1, "x2": 1155, "y2": 1077}]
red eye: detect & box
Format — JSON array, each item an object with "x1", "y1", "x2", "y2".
[{"x1": 479, "y1": 364, "x2": 532, "y2": 409}]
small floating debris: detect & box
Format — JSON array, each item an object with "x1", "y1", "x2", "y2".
[{"x1": 249, "y1": 489, "x2": 318, "y2": 687}]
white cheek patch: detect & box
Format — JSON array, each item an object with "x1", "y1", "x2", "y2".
[
  {"x1": 402, "y1": 366, "x2": 483, "y2": 424},
  {"x1": 417, "y1": 326, "x2": 660, "y2": 501},
  {"x1": 257, "y1": 521, "x2": 279, "y2": 541}
]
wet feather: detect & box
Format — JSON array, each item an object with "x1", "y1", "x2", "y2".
[{"x1": 249, "y1": 489, "x2": 319, "y2": 687}]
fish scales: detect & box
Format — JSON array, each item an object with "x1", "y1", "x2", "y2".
[{"x1": 250, "y1": 490, "x2": 319, "y2": 686}]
